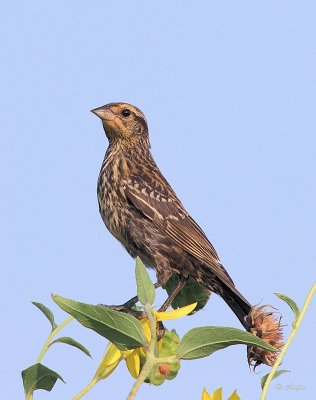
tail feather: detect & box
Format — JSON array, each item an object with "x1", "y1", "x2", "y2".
[
  {"x1": 197, "y1": 264, "x2": 284, "y2": 367},
  {"x1": 219, "y1": 281, "x2": 252, "y2": 330},
  {"x1": 199, "y1": 265, "x2": 252, "y2": 330}
]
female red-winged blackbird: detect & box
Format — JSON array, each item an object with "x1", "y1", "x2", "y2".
[
  {"x1": 91, "y1": 103, "x2": 283, "y2": 366},
  {"x1": 91, "y1": 102, "x2": 252, "y2": 326}
]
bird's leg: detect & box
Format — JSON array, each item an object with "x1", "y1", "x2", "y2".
[
  {"x1": 99, "y1": 282, "x2": 161, "y2": 316},
  {"x1": 159, "y1": 276, "x2": 187, "y2": 312},
  {"x1": 121, "y1": 282, "x2": 161, "y2": 308},
  {"x1": 155, "y1": 257, "x2": 188, "y2": 312}
]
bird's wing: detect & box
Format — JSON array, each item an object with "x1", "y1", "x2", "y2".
[{"x1": 123, "y1": 167, "x2": 234, "y2": 286}]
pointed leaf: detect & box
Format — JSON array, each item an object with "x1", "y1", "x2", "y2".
[
  {"x1": 164, "y1": 275, "x2": 211, "y2": 312},
  {"x1": 135, "y1": 257, "x2": 155, "y2": 305},
  {"x1": 22, "y1": 363, "x2": 65, "y2": 397},
  {"x1": 261, "y1": 369, "x2": 290, "y2": 389},
  {"x1": 32, "y1": 302, "x2": 57, "y2": 331},
  {"x1": 275, "y1": 292, "x2": 300, "y2": 327},
  {"x1": 49, "y1": 337, "x2": 91, "y2": 357},
  {"x1": 177, "y1": 326, "x2": 277, "y2": 360},
  {"x1": 52, "y1": 295, "x2": 146, "y2": 350}
]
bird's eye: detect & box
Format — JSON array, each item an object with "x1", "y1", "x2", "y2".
[{"x1": 121, "y1": 108, "x2": 131, "y2": 117}]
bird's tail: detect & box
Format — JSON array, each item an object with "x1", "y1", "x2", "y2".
[
  {"x1": 199, "y1": 266, "x2": 284, "y2": 367},
  {"x1": 198, "y1": 265, "x2": 252, "y2": 329},
  {"x1": 216, "y1": 280, "x2": 252, "y2": 330}
]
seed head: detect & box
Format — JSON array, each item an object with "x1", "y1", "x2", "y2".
[{"x1": 246, "y1": 305, "x2": 284, "y2": 367}]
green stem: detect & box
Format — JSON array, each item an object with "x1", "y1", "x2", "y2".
[
  {"x1": 72, "y1": 378, "x2": 99, "y2": 400},
  {"x1": 36, "y1": 316, "x2": 73, "y2": 363},
  {"x1": 145, "y1": 304, "x2": 158, "y2": 354},
  {"x1": 127, "y1": 356, "x2": 155, "y2": 400},
  {"x1": 261, "y1": 282, "x2": 316, "y2": 400},
  {"x1": 127, "y1": 304, "x2": 157, "y2": 400}
]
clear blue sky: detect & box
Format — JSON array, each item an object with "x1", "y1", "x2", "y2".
[{"x1": 2, "y1": 1, "x2": 315, "y2": 399}]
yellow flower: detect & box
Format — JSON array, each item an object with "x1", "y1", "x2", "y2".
[
  {"x1": 94, "y1": 302, "x2": 197, "y2": 381},
  {"x1": 201, "y1": 388, "x2": 240, "y2": 400}
]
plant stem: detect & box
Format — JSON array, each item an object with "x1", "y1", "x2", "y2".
[
  {"x1": 127, "y1": 356, "x2": 155, "y2": 400},
  {"x1": 72, "y1": 378, "x2": 98, "y2": 400},
  {"x1": 127, "y1": 304, "x2": 157, "y2": 400},
  {"x1": 145, "y1": 304, "x2": 158, "y2": 354},
  {"x1": 36, "y1": 316, "x2": 73, "y2": 363},
  {"x1": 261, "y1": 282, "x2": 316, "y2": 400}
]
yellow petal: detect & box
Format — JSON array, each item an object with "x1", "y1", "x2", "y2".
[
  {"x1": 103, "y1": 343, "x2": 122, "y2": 364},
  {"x1": 201, "y1": 388, "x2": 212, "y2": 400},
  {"x1": 201, "y1": 388, "x2": 223, "y2": 400},
  {"x1": 120, "y1": 349, "x2": 134, "y2": 358},
  {"x1": 138, "y1": 346, "x2": 147, "y2": 358},
  {"x1": 125, "y1": 350, "x2": 140, "y2": 378},
  {"x1": 140, "y1": 319, "x2": 152, "y2": 342},
  {"x1": 155, "y1": 302, "x2": 197, "y2": 321},
  {"x1": 98, "y1": 360, "x2": 120, "y2": 380},
  {"x1": 210, "y1": 388, "x2": 223, "y2": 400},
  {"x1": 93, "y1": 343, "x2": 123, "y2": 380},
  {"x1": 227, "y1": 390, "x2": 240, "y2": 400}
]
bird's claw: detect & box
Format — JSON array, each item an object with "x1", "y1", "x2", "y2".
[{"x1": 98, "y1": 303, "x2": 145, "y2": 318}]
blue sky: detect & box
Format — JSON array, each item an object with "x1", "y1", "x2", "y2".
[{"x1": 2, "y1": 1, "x2": 316, "y2": 399}]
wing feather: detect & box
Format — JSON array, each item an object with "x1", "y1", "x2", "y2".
[{"x1": 123, "y1": 167, "x2": 234, "y2": 286}]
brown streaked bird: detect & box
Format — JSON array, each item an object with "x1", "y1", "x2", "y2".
[
  {"x1": 91, "y1": 102, "x2": 252, "y2": 330},
  {"x1": 91, "y1": 102, "x2": 284, "y2": 367}
]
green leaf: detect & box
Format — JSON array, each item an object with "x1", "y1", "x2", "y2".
[
  {"x1": 32, "y1": 302, "x2": 57, "y2": 331},
  {"x1": 261, "y1": 369, "x2": 290, "y2": 389},
  {"x1": 177, "y1": 326, "x2": 277, "y2": 360},
  {"x1": 163, "y1": 275, "x2": 211, "y2": 312},
  {"x1": 52, "y1": 295, "x2": 146, "y2": 350},
  {"x1": 22, "y1": 363, "x2": 65, "y2": 397},
  {"x1": 275, "y1": 292, "x2": 300, "y2": 327},
  {"x1": 49, "y1": 337, "x2": 91, "y2": 357},
  {"x1": 135, "y1": 257, "x2": 155, "y2": 305}
]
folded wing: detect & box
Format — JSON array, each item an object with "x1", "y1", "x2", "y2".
[{"x1": 123, "y1": 166, "x2": 235, "y2": 287}]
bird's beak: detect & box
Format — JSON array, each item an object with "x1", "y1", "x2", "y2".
[{"x1": 91, "y1": 106, "x2": 116, "y2": 122}]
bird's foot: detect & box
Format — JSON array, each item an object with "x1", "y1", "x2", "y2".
[
  {"x1": 98, "y1": 282, "x2": 161, "y2": 318},
  {"x1": 98, "y1": 303, "x2": 145, "y2": 318}
]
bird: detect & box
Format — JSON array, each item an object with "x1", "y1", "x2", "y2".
[{"x1": 91, "y1": 102, "x2": 254, "y2": 331}]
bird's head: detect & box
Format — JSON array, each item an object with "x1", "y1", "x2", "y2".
[{"x1": 91, "y1": 102, "x2": 149, "y2": 147}]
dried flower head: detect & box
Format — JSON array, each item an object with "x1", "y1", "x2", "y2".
[{"x1": 246, "y1": 305, "x2": 284, "y2": 368}]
